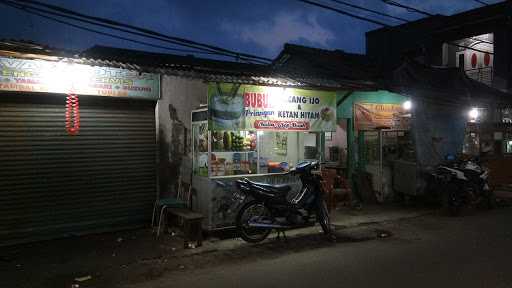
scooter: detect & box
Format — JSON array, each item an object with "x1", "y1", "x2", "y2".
[
  {"x1": 430, "y1": 155, "x2": 494, "y2": 216},
  {"x1": 234, "y1": 161, "x2": 334, "y2": 243}
]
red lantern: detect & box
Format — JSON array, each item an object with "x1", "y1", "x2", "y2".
[
  {"x1": 471, "y1": 53, "x2": 478, "y2": 68},
  {"x1": 65, "y1": 94, "x2": 80, "y2": 135},
  {"x1": 484, "y1": 53, "x2": 491, "y2": 66}
]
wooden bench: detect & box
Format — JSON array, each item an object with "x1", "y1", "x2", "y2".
[{"x1": 167, "y1": 208, "x2": 204, "y2": 248}]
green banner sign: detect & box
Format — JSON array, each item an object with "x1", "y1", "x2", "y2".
[
  {"x1": 0, "y1": 56, "x2": 159, "y2": 100},
  {"x1": 208, "y1": 83, "x2": 336, "y2": 132}
]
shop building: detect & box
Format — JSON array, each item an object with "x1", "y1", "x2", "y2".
[
  {"x1": 0, "y1": 41, "x2": 160, "y2": 245},
  {"x1": 273, "y1": 44, "x2": 412, "y2": 203}
]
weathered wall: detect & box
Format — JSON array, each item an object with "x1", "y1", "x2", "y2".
[{"x1": 158, "y1": 76, "x2": 207, "y2": 197}]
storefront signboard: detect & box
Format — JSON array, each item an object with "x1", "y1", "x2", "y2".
[
  {"x1": 208, "y1": 83, "x2": 336, "y2": 132},
  {"x1": 0, "y1": 56, "x2": 159, "y2": 100},
  {"x1": 354, "y1": 103, "x2": 406, "y2": 130}
]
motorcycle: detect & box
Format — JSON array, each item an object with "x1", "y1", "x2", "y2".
[
  {"x1": 234, "y1": 161, "x2": 334, "y2": 243},
  {"x1": 429, "y1": 155, "x2": 495, "y2": 216}
]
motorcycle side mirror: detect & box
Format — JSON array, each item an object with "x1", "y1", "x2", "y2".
[{"x1": 445, "y1": 154, "x2": 456, "y2": 161}]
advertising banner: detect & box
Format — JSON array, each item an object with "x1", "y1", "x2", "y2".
[
  {"x1": 354, "y1": 103, "x2": 406, "y2": 130},
  {"x1": 208, "y1": 83, "x2": 336, "y2": 132},
  {"x1": 0, "y1": 56, "x2": 159, "y2": 100}
]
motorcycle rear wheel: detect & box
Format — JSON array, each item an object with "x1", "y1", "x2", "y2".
[
  {"x1": 317, "y1": 199, "x2": 333, "y2": 236},
  {"x1": 236, "y1": 201, "x2": 272, "y2": 243}
]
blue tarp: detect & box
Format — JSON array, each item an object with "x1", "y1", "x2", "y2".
[{"x1": 412, "y1": 100, "x2": 466, "y2": 168}]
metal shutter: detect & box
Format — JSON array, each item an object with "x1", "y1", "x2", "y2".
[{"x1": 0, "y1": 93, "x2": 156, "y2": 245}]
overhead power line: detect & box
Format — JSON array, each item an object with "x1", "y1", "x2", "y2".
[
  {"x1": 381, "y1": 0, "x2": 434, "y2": 17},
  {"x1": 328, "y1": 0, "x2": 408, "y2": 22},
  {"x1": 5, "y1": 0, "x2": 272, "y2": 63},
  {"x1": 0, "y1": 0, "x2": 243, "y2": 61},
  {"x1": 0, "y1": 1, "x2": 221, "y2": 56},
  {"x1": 472, "y1": 0, "x2": 489, "y2": 6},
  {"x1": 296, "y1": 0, "x2": 391, "y2": 27},
  {"x1": 297, "y1": 0, "x2": 494, "y2": 57}
]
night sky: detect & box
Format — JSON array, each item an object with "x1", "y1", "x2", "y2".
[{"x1": 0, "y1": 0, "x2": 505, "y2": 60}]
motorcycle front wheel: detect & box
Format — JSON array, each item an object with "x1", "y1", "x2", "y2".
[
  {"x1": 442, "y1": 183, "x2": 461, "y2": 216},
  {"x1": 236, "y1": 200, "x2": 273, "y2": 243}
]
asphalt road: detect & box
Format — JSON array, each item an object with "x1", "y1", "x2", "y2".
[{"x1": 131, "y1": 207, "x2": 512, "y2": 288}]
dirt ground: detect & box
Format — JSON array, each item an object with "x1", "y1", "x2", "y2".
[{"x1": 0, "y1": 205, "x2": 432, "y2": 288}]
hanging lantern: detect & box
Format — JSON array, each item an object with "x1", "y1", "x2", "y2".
[
  {"x1": 65, "y1": 94, "x2": 80, "y2": 135},
  {"x1": 471, "y1": 53, "x2": 478, "y2": 68},
  {"x1": 484, "y1": 53, "x2": 491, "y2": 66}
]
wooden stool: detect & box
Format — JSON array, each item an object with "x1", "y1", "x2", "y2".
[{"x1": 168, "y1": 208, "x2": 204, "y2": 248}]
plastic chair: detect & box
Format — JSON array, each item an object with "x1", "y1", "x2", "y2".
[{"x1": 151, "y1": 178, "x2": 190, "y2": 237}]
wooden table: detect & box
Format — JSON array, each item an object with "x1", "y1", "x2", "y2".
[{"x1": 168, "y1": 208, "x2": 204, "y2": 248}]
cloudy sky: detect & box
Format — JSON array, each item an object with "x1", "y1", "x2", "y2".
[{"x1": 0, "y1": 0, "x2": 505, "y2": 60}]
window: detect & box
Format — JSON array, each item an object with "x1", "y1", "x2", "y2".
[{"x1": 193, "y1": 127, "x2": 325, "y2": 177}]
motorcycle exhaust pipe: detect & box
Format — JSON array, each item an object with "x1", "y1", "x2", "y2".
[{"x1": 247, "y1": 222, "x2": 290, "y2": 229}]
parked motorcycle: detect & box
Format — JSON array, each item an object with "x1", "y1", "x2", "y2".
[
  {"x1": 429, "y1": 155, "x2": 495, "y2": 216},
  {"x1": 234, "y1": 161, "x2": 334, "y2": 243}
]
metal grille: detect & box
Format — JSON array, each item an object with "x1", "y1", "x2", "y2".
[
  {"x1": 0, "y1": 93, "x2": 156, "y2": 245},
  {"x1": 465, "y1": 67, "x2": 493, "y2": 87}
]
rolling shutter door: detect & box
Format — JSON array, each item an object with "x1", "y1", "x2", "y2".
[{"x1": 0, "y1": 93, "x2": 156, "y2": 245}]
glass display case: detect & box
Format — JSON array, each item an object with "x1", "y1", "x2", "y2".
[
  {"x1": 192, "y1": 110, "x2": 322, "y2": 178},
  {"x1": 191, "y1": 83, "x2": 337, "y2": 231},
  {"x1": 191, "y1": 109, "x2": 325, "y2": 230}
]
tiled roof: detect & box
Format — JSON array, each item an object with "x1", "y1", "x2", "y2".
[
  {"x1": 0, "y1": 40, "x2": 381, "y2": 90},
  {"x1": 0, "y1": 39, "x2": 76, "y2": 58},
  {"x1": 80, "y1": 45, "x2": 376, "y2": 89},
  {"x1": 79, "y1": 45, "x2": 306, "y2": 87},
  {"x1": 273, "y1": 44, "x2": 381, "y2": 90}
]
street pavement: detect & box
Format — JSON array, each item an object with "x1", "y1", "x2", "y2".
[{"x1": 131, "y1": 207, "x2": 512, "y2": 288}]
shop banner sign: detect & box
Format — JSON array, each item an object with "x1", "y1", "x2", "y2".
[
  {"x1": 354, "y1": 103, "x2": 405, "y2": 130},
  {"x1": 208, "y1": 83, "x2": 336, "y2": 132},
  {"x1": 0, "y1": 56, "x2": 159, "y2": 100}
]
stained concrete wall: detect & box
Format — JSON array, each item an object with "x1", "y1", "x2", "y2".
[{"x1": 158, "y1": 75, "x2": 207, "y2": 197}]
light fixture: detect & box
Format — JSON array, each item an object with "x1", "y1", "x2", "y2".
[
  {"x1": 469, "y1": 108, "x2": 479, "y2": 119},
  {"x1": 402, "y1": 100, "x2": 412, "y2": 111}
]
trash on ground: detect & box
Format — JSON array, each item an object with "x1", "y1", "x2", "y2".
[
  {"x1": 116, "y1": 237, "x2": 123, "y2": 242},
  {"x1": 376, "y1": 230, "x2": 392, "y2": 238},
  {"x1": 74, "y1": 275, "x2": 92, "y2": 282}
]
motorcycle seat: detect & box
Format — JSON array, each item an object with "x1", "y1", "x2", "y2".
[{"x1": 245, "y1": 179, "x2": 292, "y2": 195}]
